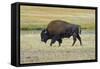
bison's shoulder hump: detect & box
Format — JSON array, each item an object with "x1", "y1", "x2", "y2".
[
  {"x1": 48, "y1": 20, "x2": 68, "y2": 27},
  {"x1": 47, "y1": 20, "x2": 69, "y2": 34}
]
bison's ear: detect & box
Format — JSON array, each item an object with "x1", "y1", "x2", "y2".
[
  {"x1": 43, "y1": 29, "x2": 48, "y2": 34},
  {"x1": 42, "y1": 29, "x2": 46, "y2": 32},
  {"x1": 42, "y1": 29, "x2": 47, "y2": 33}
]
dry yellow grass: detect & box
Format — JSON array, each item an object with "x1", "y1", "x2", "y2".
[{"x1": 20, "y1": 31, "x2": 95, "y2": 64}]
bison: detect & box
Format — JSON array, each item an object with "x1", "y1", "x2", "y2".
[{"x1": 41, "y1": 20, "x2": 82, "y2": 46}]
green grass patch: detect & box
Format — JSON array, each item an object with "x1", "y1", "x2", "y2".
[
  {"x1": 21, "y1": 24, "x2": 47, "y2": 30},
  {"x1": 20, "y1": 23, "x2": 95, "y2": 31}
]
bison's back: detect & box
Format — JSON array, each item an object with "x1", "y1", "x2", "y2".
[{"x1": 47, "y1": 20, "x2": 71, "y2": 35}]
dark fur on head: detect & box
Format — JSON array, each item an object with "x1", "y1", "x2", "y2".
[{"x1": 41, "y1": 29, "x2": 49, "y2": 43}]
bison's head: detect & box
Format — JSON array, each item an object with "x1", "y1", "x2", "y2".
[{"x1": 41, "y1": 29, "x2": 49, "y2": 43}]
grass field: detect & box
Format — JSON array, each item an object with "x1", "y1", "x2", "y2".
[
  {"x1": 20, "y1": 6, "x2": 96, "y2": 64},
  {"x1": 20, "y1": 6, "x2": 95, "y2": 30},
  {"x1": 20, "y1": 30, "x2": 95, "y2": 64}
]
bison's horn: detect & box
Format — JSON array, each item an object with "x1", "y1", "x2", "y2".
[{"x1": 44, "y1": 30, "x2": 47, "y2": 34}]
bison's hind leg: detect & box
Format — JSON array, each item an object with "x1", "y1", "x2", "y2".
[
  {"x1": 76, "y1": 34, "x2": 82, "y2": 46},
  {"x1": 72, "y1": 33, "x2": 77, "y2": 46}
]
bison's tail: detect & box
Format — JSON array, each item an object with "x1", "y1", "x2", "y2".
[{"x1": 79, "y1": 26, "x2": 81, "y2": 34}]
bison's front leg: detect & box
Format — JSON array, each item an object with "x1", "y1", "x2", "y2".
[
  {"x1": 50, "y1": 35, "x2": 60, "y2": 46},
  {"x1": 50, "y1": 38, "x2": 56, "y2": 46},
  {"x1": 57, "y1": 39, "x2": 62, "y2": 46}
]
